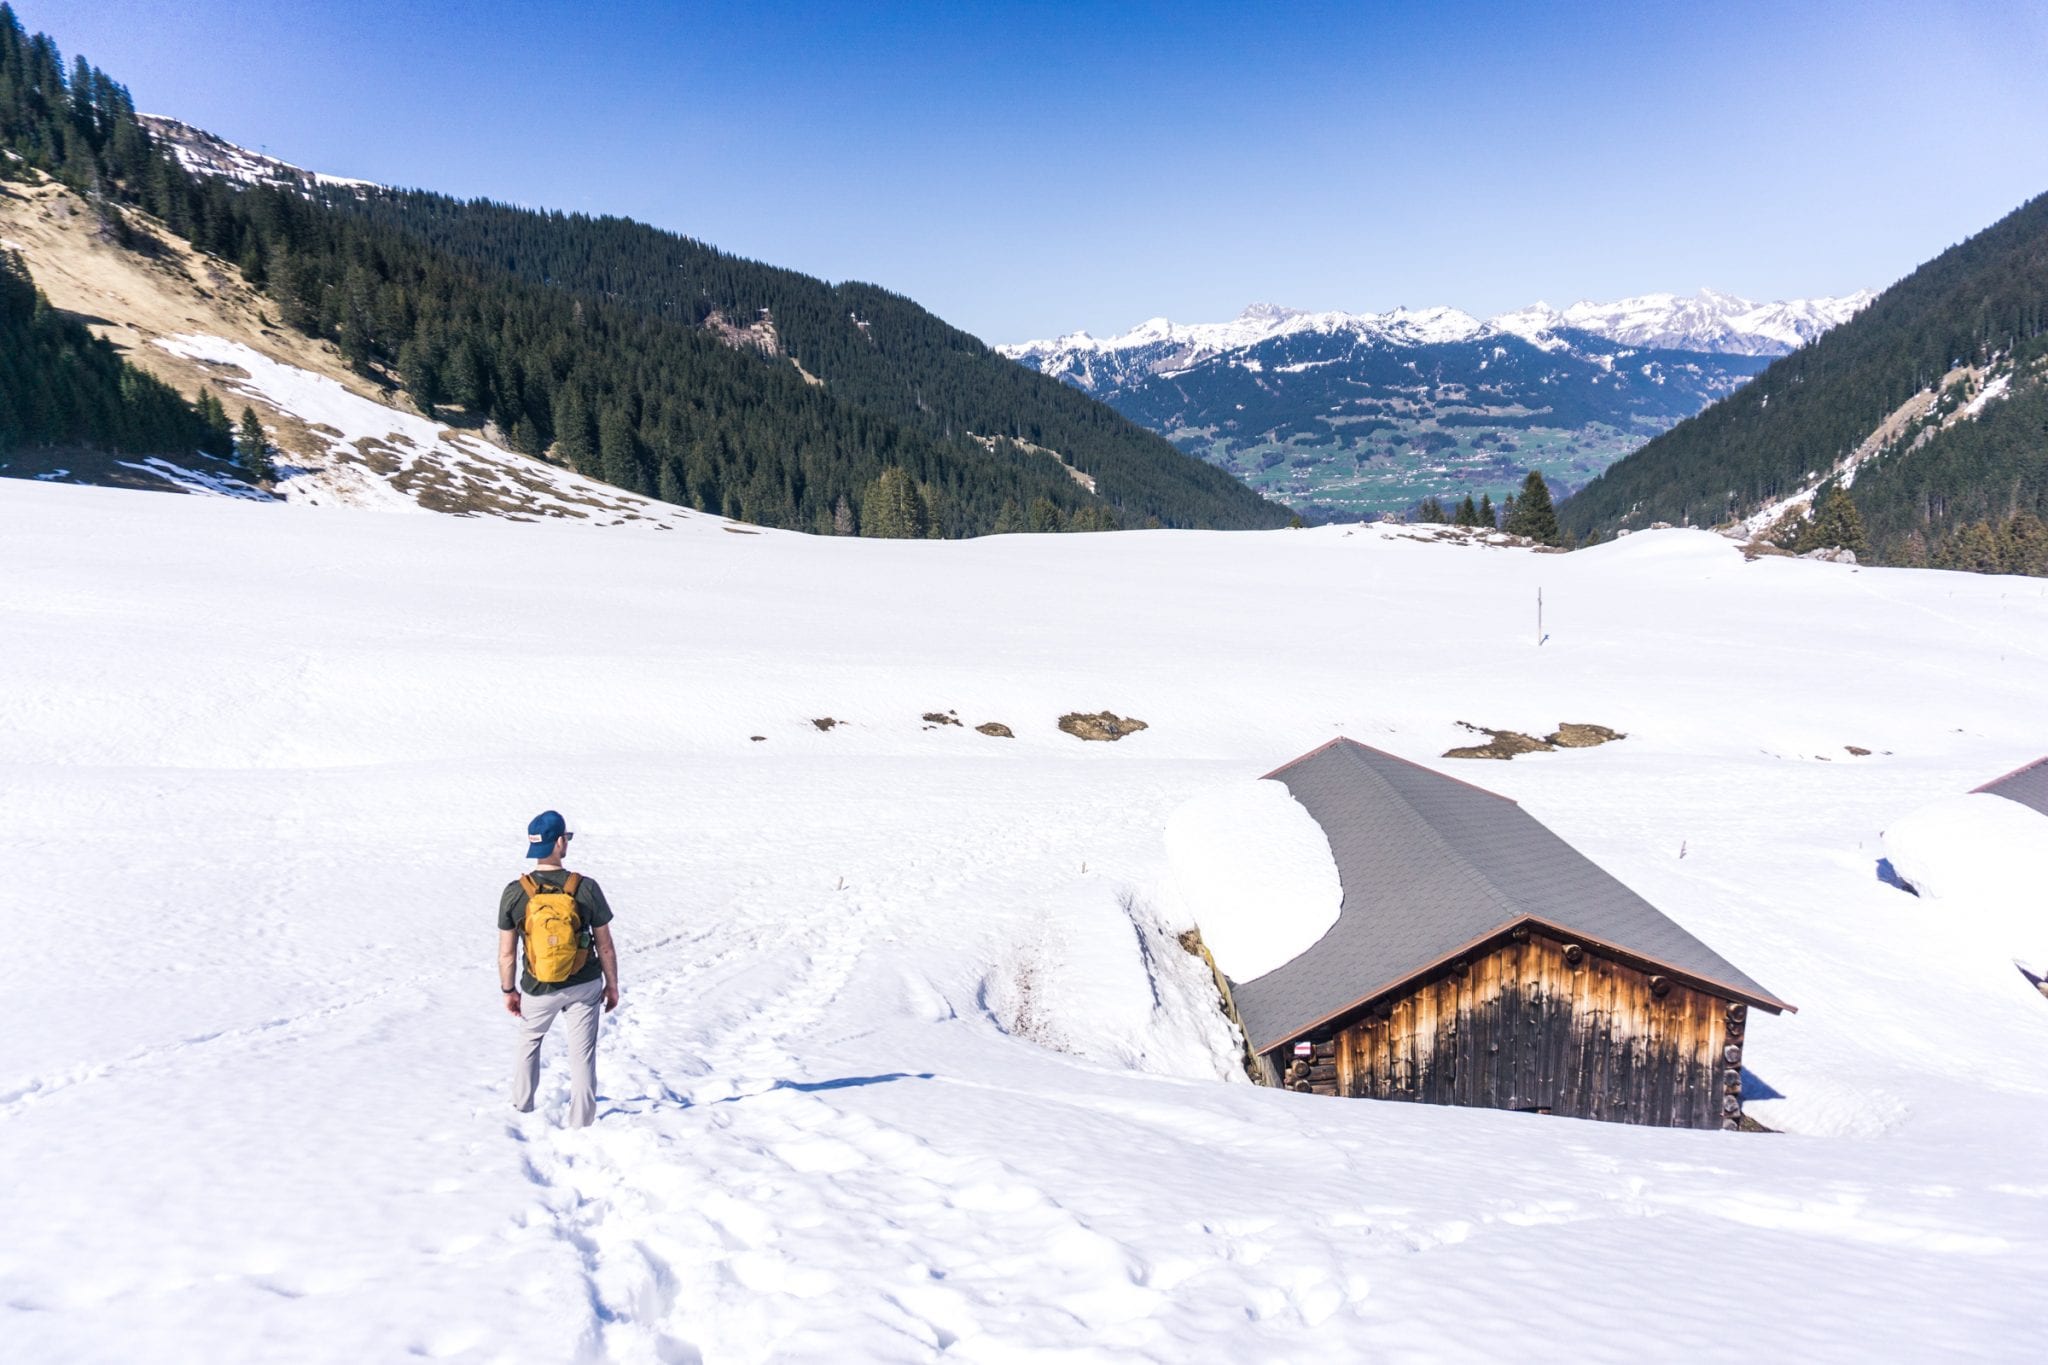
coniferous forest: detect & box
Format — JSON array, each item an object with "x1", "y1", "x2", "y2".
[
  {"x1": 0, "y1": 8, "x2": 1289, "y2": 535},
  {"x1": 1560, "y1": 189, "x2": 2048, "y2": 573},
  {"x1": 0, "y1": 248, "x2": 215, "y2": 457}
]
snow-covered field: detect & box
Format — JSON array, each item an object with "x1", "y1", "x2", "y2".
[{"x1": 3, "y1": 478, "x2": 2046, "y2": 1364}]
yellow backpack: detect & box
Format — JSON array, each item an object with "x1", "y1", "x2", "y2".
[{"x1": 520, "y1": 872, "x2": 589, "y2": 983}]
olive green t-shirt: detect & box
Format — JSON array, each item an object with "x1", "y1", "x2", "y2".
[{"x1": 499, "y1": 868, "x2": 614, "y2": 994}]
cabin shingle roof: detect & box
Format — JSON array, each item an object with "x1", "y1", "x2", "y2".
[
  {"x1": 1975, "y1": 756, "x2": 2048, "y2": 817},
  {"x1": 1229, "y1": 739, "x2": 1790, "y2": 1053}
]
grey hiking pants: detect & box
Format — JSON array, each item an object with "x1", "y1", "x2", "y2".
[{"x1": 511, "y1": 975, "x2": 604, "y2": 1127}]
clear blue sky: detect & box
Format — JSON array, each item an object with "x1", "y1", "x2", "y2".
[{"x1": 20, "y1": 0, "x2": 2048, "y2": 342}]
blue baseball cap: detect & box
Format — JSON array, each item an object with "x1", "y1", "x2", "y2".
[{"x1": 525, "y1": 810, "x2": 570, "y2": 858}]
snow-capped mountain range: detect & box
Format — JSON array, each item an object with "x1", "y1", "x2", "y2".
[
  {"x1": 1001, "y1": 289, "x2": 1874, "y2": 389},
  {"x1": 997, "y1": 290, "x2": 1873, "y2": 519}
]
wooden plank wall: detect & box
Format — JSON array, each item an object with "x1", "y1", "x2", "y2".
[{"x1": 1277, "y1": 928, "x2": 1746, "y2": 1129}]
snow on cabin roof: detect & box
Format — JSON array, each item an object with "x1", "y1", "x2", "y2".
[
  {"x1": 1229, "y1": 738, "x2": 1791, "y2": 1054},
  {"x1": 1975, "y1": 756, "x2": 2048, "y2": 818}
]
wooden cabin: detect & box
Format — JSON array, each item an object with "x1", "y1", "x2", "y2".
[{"x1": 1230, "y1": 739, "x2": 1793, "y2": 1130}]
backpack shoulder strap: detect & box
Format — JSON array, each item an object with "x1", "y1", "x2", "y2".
[
  {"x1": 519, "y1": 874, "x2": 541, "y2": 897},
  {"x1": 562, "y1": 872, "x2": 583, "y2": 897}
]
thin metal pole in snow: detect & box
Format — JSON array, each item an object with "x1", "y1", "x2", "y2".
[{"x1": 1537, "y1": 586, "x2": 1544, "y2": 646}]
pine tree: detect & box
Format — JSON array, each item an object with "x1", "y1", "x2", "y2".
[
  {"x1": 551, "y1": 386, "x2": 596, "y2": 473},
  {"x1": 1416, "y1": 496, "x2": 1448, "y2": 524},
  {"x1": 598, "y1": 404, "x2": 643, "y2": 492},
  {"x1": 832, "y1": 494, "x2": 855, "y2": 535},
  {"x1": 397, "y1": 337, "x2": 442, "y2": 414},
  {"x1": 1951, "y1": 520, "x2": 2002, "y2": 573},
  {"x1": 1478, "y1": 492, "x2": 1495, "y2": 529},
  {"x1": 445, "y1": 340, "x2": 487, "y2": 413},
  {"x1": 1794, "y1": 486, "x2": 1869, "y2": 555},
  {"x1": 919, "y1": 481, "x2": 952, "y2": 538},
  {"x1": 2001, "y1": 510, "x2": 2048, "y2": 575},
  {"x1": 1454, "y1": 494, "x2": 1478, "y2": 527},
  {"x1": 991, "y1": 498, "x2": 1024, "y2": 534},
  {"x1": 1504, "y1": 472, "x2": 1557, "y2": 544},
  {"x1": 236, "y1": 406, "x2": 272, "y2": 482},
  {"x1": 238, "y1": 237, "x2": 267, "y2": 291},
  {"x1": 655, "y1": 458, "x2": 685, "y2": 507},
  {"x1": 195, "y1": 388, "x2": 233, "y2": 457},
  {"x1": 1027, "y1": 496, "x2": 1063, "y2": 533},
  {"x1": 861, "y1": 467, "x2": 927, "y2": 538},
  {"x1": 510, "y1": 415, "x2": 544, "y2": 456}
]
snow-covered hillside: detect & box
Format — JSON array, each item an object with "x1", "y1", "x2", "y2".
[
  {"x1": 3, "y1": 479, "x2": 2046, "y2": 1363},
  {"x1": 151, "y1": 333, "x2": 700, "y2": 526}
]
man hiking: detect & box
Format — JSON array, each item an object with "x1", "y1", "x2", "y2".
[{"x1": 499, "y1": 810, "x2": 619, "y2": 1127}]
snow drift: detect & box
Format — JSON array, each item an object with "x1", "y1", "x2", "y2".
[
  {"x1": 1884, "y1": 791, "x2": 2048, "y2": 971},
  {"x1": 1164, "y1": 778, "x2": 1343, "y2": 983}
]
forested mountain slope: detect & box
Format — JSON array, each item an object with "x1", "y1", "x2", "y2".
[
  {"x1": 0, "y1": 9, "x2": 1286, "y2": 535},
  {"x1": 1561, "y1": 190, "x2": 2048, "y2": 572},
  {"x1": 323, "y1": 194, "x2": 1276, "y2": 530}
]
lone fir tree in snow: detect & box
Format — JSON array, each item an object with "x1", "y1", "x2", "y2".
[
  {"x1": 1454, "y1": 494, "x2": 1479, "y2": 527},
  {"x1": 1478, "y1": 492, "x2": 1496, "y2": 529},
  {"x1": 236, "y1": 406, "x2": 273, "y2": 483},
  {"x1": 1504, "y1": 471, "x2": 1558, "y2": 545},
  {"x1": 1795, "y1": 486, "x2": 1869, "y2": 556}
]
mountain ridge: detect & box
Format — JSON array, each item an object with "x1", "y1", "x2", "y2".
[
  {"x1": 1002, "y1": 288, "x2": 1874, "y2": 380},
  {"x1": 998, "y1": 291, "x2": 1869, "y2": 520},
  {"x1": 138, "y1": 114, "x2": 377, "y2": 193}
]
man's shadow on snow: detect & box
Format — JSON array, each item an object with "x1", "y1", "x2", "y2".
[
  {"x1": 770, "y1": 1072, "x2": 935, "y2": 1095},
  {"x1": 599, "y1": 1072, "x2": 934, "y2": 1118}
]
